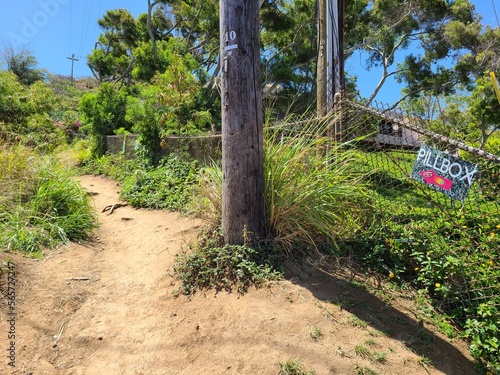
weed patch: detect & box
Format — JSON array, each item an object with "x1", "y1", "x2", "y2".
[
  {"x1": 277, "y1": 359, "x2": 316, "y2": 375},
  {"x1": 121, "y1": 155, "x2": 198, "y2": 211},
  {"x1": 309, "y1": 325, "x2": 323, "y2": 340},
  {"x1": 172, "y1": 229, "x2": 283, "y2": 296}
]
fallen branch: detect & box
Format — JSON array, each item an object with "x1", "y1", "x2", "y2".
[{"x1": 102, "y1": 203, "x2": 128, "y2": 215}]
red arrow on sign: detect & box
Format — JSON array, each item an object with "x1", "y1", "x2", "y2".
[{"x1": 420, "y1": 170, "x2": 453, "y2": 191}]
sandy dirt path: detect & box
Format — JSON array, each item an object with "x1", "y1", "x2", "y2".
[{"x1": 0, "y1": 175, "x2": 478, "y2": 374}]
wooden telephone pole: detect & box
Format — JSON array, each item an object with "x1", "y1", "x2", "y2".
[
  {"x1": 220, "y1": 0, "x2": 266, "y2": 244},
  {"x1": 317, "y1": 0, "x2": 328, "y2": 116},
  {"x1": 317, "y1": 0, "x2": 344, "y2": 117},
  {"x1": 67, "y1": 53, "x2": 79, "y2": 81}
]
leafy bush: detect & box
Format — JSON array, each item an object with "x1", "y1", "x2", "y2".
[
  {"x1": 126, "y1": 54, "x2": 212, "y2": 165},
  {"x1": 79, "y1": 83, "x2": 132, "y2": 156},
  {"x1": 0, "y1": 145, "x2": 97, "y2": 256},
  {"x1": 464, "y1": 300, "x2": 500, "y2": 374},
  {"x1": 126, "y1": 84, "x2": 163, "y2": 165}
]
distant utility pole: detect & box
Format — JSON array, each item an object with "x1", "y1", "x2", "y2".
[
  {"x1": 220, "y1": 0, "x2": 266, "y2": 245},
  {"x1": 67, "y1": 53, "x2": 79, "y2": 81}
]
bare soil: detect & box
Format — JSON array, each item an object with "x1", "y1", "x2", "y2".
[{"x1": 1, "y1": 175, "x2": 478, "y2": 375}]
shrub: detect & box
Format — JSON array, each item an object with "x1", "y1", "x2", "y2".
[
  {"x1": 0, "y1": 72, "x2": 63, "y2": 151},
  {"x1": 79, "y1": 83, "x2": 132, "y2": 156}
]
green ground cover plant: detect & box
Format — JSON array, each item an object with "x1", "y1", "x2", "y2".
[
  {"x1": 172, "y1": 228, "x2": 283, "y2": 296},
  {"x1": 120, "y1": 154, "x2": 199, "y2": 211}
]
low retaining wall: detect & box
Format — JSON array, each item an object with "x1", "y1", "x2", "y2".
[
  {"x1": 105, "y1": 134, "x2": 222, "y2": 163},
  {"x1": 105, "y1": 135, "x2": 138, "y2": 160}
]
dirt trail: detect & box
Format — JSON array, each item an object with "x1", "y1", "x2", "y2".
[{"x1": 1, "y1": 175, "x2": 477, "y2": 374}]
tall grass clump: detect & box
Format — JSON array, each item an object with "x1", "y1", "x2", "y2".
[
  {"x1": 175, "y1": 117, "x2": 374, "y2": 295},
  {"x1": 0, "y1": 144, "x2": 97, "y2": 256},
  {"x1": 264, "y1": 120, "x2": 372, "y2": 252},
  {"x1": 0, "y1": 143, "x2": 39, "y2": 211},
  {"x1": 192, "y1": 118, "x2": 373, "y2": 253}
]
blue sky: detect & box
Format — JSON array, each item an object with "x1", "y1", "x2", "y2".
[
  {"x1": 0, "y1": 0, "x2": 144, "y2": 78},
  {"x1": 0, "y1": 0, "x2": 498, "y2": 103}
]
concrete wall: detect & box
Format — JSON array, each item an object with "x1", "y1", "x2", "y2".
[
  {"x1": 104, "y1": 134, "x2": 222, "y2": 163},
  {"x1": 105, "y1": 135, "x2": 139, "y2": 160}
]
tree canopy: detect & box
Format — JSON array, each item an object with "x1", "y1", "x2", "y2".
[
  {"x1": 79, "y1": 0, "x2": 500, "y2": 157},
  {"x1": 1, "y1": 47, "x2": 45, "y2": 85}
]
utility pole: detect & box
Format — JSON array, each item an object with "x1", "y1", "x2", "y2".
[
  {"x1": 317, "y1": 0, "x2": 328, "y2": 117},
  {"x1": 317, "y1": 0, "x2": 344, "y2": 117},
  {"x1": 220, "y1": 0, "x2": 266, "y2": 244},
  {"x1": 326, "y1": 0, "x2": 344, "y2": 109},
  {"x1": 67, "y1": 53, "x2": 79, "y2": 81}
]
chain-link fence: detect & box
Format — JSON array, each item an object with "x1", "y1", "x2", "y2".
[{"x1": 335, "y1": 97, "x2": 500, "y2": 370}]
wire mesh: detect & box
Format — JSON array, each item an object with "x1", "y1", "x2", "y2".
[{"x1": 339, "y1": 97, "x2": 500, "y2": 340}]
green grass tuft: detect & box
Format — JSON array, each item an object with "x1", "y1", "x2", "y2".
[
  {"x1": 277, "y1": 358, "x2": 316, "y2": 375},
  {"x1": 191, "y1": 120, "x2": 374, "y2": 254},
  {"x1": 0, "y1": 144, "x2": 97, "y2": 255}
]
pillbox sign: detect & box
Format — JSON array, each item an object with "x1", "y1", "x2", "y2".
[{"x1": 411, "y1": 144, "x2": 478, "y2": 202}]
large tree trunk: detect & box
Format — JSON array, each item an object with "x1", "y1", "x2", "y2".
[{"x1": 220, "y1": 0, "x2": 265, "y2": 245}]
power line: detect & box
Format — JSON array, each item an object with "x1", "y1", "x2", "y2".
[
  {"x1": 79, "y1": 0, "x2": 95, "y2": 58},
  {"x1": 91, "y1": 0, "x2": 105, "y2": 50},
  {"x1": 493, "y1": 0, "x2": 500, "y2": 28},
  {"x1": 80, "y1": 0, "x2": 97, "y2": 57},
  {"x1": 68, "y1": 0, "x2": 72, "y2": 55}
]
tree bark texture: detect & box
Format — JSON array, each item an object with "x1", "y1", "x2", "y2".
[
  {"x1": 220, "y1": 0, "x2": 265, "y2": 245},
  {"x1": 316, "y1": 0, "x2": 327, "y2": 117}
]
